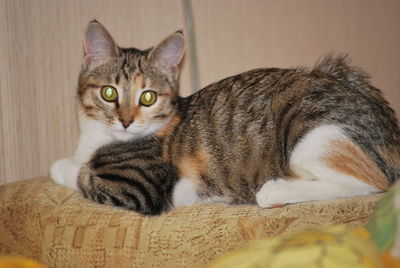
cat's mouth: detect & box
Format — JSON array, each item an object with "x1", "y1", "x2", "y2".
[
  {"x1": 111, "y1": 121, "x2": 165, "y2": 141},
  {"x1": 112, "y1": 128, "x2": 136, "y2": 141}
]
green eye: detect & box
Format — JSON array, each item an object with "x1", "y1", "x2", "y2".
[
  {"x1": 139, "y1": 91, "x2": 157, "y2": 106},
  {"x1": 101, "y1": 86, "x2": 118, "y2": 102}
]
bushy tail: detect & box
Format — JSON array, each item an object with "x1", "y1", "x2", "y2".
[
  {"x1": 315, "y1": 54, "x2": 400, "y2": 185},
  {"x1": 313, "y1": 54, "x2": 371, "y2": 89}
]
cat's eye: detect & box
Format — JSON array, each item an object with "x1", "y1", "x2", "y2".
[
  {"x1": 101, "y1": 86, "x2": 118, "y2": 102},
  {"x1": 139, "y1": 90, "x2": 157, "y2": 106}
]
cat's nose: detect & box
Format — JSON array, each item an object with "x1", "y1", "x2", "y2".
[{"x1": 119, "y1": 119, "x2": 133, "y2": 129}]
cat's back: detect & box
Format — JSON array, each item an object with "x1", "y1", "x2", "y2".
[
  {"x1": 179, "y1": 55, "x2": 399, "y2": 141},
  {"x1": 167, "y1": 55, "x2": 400, "y2": 203}
]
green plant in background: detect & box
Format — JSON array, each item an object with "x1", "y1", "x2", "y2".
[{"x1": 368, "y1": 182, "x2": 400, "y2": 266}]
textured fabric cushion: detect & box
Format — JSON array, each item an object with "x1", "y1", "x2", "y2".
[{"x1": 0, "y1": 177, "x2": 382, "y2": 268}]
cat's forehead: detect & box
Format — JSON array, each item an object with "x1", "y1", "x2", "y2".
[
  {"x1": 114, "y1": 49, "x2": 171, "y2": 92},
  {"x1": 119, "y1": 48, "x2": 149, "y2": 71},
  {"x1": 80, "y1": 47, "x2": 173, "y2": 96}
]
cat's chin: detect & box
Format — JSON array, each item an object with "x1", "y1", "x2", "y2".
[
  {"x1": 111, "y1": 127, "x2": 152, "y2": 141},
  {"x1": 112, "y1": 130, "x2": 137, "y2": 141}
]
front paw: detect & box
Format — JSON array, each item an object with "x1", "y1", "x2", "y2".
[
  {"x1": 256, "y1": 179, "x2": 290, "y2": 208},
  {"x1": 50, "y1": 158, "x2": 80, "y2": 191}
]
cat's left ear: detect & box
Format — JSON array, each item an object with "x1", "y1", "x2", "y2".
[{"x1": 148, "y1": 31, "x2": 185, "y2": 79}]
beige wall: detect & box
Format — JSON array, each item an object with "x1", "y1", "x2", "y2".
[{"x1": 1, "y1": 0, "x2": 399, "y2": 184}]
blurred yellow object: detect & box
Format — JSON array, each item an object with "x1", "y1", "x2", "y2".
[
  {"x1": 208, "y1": 225, "x2": 383, "y2": 268},
  {"x1": 0, "y1": 256, "x2": 47, "y2": 268}
]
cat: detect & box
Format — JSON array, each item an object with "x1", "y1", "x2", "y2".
[{"x1": 51, "y1": 20, "x2": 400, "y2": 215}]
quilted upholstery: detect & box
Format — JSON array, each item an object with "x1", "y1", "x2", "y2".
[{"x1": 0, "y1": 177, "x2": 382, "y2": 267}]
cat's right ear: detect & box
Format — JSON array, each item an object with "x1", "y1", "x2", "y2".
[{"x1": 83, "y1": 20, "x2": 119, "y2": 67}]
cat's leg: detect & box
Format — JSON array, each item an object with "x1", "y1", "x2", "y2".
[
  {"x1": 256, "y1": 125, "x2": 385, "y2": 208},
  {"x1": 172, "y1": 178, "x2": 232, "y2": 208},
  {"x1": 256, "y1": 176, "x2": 379, "y2": 208},
  {"x1": 51, "y1": 118, "x2": 114, "y2": 190},
  {"x1": 172, "y1": 178, "x2": 203, "y2": 207},
  {"x1": 50, "y1": 158, "x2": 81, "y2": 191}
]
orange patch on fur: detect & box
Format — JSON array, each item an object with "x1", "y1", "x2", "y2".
[
  {"x1": 322, "y1": 140, "x2": 389, "y2": 190},
  {"x1": 176, "y1": 150, "x2": 210, "y2": 181},
  {"x1": 82, "y1": 105, "x2": 96, "y2": 113},
  {"x1": 155, "y1": 114, "x2": 181, "y2": 137}
]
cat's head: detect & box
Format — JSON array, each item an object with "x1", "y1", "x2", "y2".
[{"x1": 77, "y1": 20, "x2": 184, "y2": 141}]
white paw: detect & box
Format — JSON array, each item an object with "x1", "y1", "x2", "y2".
[
  {"x1": 256, "y1": 179, "x2": 295, "y2": 208},
  {"x1": 50, "y1": 158, "x2": 80, "y2": 191},
  {"x1": 172, "y1": 178, "x2": 202, "y2": 208}
]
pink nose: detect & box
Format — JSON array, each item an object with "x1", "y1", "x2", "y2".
[{"x1": 119, "y1": 119, "x2": 133, "y2": 129}]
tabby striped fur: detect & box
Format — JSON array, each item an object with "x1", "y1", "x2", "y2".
[
  {"x1": 78, "y1": 136, "x2": 178, "y2": 215},
  {"x1": 51, "y1": 21, "x2": 400, "y2": 215}
]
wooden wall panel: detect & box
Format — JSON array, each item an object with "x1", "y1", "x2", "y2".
[
  {"x1": 0, "y1": 0, "x2": 399, "y2": 184},
  {"x1": 0, "y1": 0, "x2": 186, "y2": 184},
  {"x1": 192, "y1": 0, "x2": 400, "y2": 106}
]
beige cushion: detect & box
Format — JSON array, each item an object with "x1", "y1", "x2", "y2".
[{"x1": 0, "y1": 177, "x2": 382, "y2": 267}]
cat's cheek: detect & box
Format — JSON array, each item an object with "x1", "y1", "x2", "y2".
[{"x1": 50, "y1": 158, "x2": 80, "y2": 191}]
